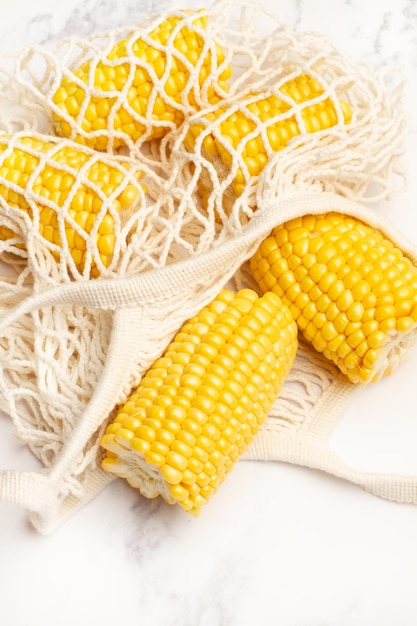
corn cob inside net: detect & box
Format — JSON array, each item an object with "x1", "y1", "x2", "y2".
[
  {"x1": 0, "y1": 133, "x2": 144, "y2": 277},
  {"x1": 184, "y1": 73, "x2": 351, "y2": 215},
  {"x1": 52, "y1": 11, "x2": 231, "y2": 151},
  {"x1": 101, "y1": 288, "x2": 298, "y2": 514},
  {"x1": 250, "y1": 212, "x2": 417, "y2": 384}
]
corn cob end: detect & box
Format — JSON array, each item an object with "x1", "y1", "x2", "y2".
[
  {"x1": 101, "y1": 288, "x2": 298, "y2": 514},
  {"x1": 250, "y1": 212, "x2": 417, "y2": 384}
]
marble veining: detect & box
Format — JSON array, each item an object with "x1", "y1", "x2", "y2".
[{"x1": 0, "y1": 0, "x2": 172, "y2": 51}]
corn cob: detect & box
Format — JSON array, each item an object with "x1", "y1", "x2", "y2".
[
  {"x1": 52, "y1": 11, "x2": 231, "y2": 150},
  {"x1": 0, "y1": 134, "x2": 143, "y2": 276},
  {"x1": 250, "y1": 212, "x2": 417, "y2": 384},
  {"x1": 184, "y1": 73, "x2": 351, "y2": 214},
  {"x1": 101, "y1": 287, "x2": 298, "y2": 514}
]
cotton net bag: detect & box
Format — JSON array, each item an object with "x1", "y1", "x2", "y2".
[{"x1": 0, "y1": 0, "x2": 416, "y2": 533}]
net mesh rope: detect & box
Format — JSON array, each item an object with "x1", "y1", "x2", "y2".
[{"x1": 0, "y1": 0, "x2": 414, "y2": 532}]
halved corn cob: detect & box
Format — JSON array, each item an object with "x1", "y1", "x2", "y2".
[
  {"x1": 101, "y1": 287, "x2": 298, "y2": 514},
  {"x1": 250, "y1": 212, "x2": 417, "y2": 384},
  {"x1": 52, "y1": 11, "x2": 231, "y2": 150},
  {"x1": 0, "y1": 133, "x2": 144, "y2": 276},
  {"x1": 184, "y1": 73, "x2": 351, "y2": 214}
]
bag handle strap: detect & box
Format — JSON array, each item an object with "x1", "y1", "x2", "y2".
[
  {"x1": 0, "y1": 303, "x2": 192, "y2": 531},
  {"x1": 0, "y1": 306, "x2": 146, "y2": 524},
  {"x1": 2, "y1": 191, "x2": 416, "y2": 332},
  {"x1": 0, "y1": 469, "x2": 57, "y2": 514},
  {"x1": 244, "y1": 431, "x2": 417, "y2": 504}
]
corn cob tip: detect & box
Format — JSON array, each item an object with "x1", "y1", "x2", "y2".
[
  {"x1": 101, "y1": 287, "x2": 298, "y2": 514},
  {"x1": 250, "y1": 212, "x2": 417, "y2": 384}
]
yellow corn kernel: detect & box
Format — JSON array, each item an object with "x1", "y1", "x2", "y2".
[
  {"x1": 101, "y1": 288, "x2": 298, "y2": 514},
  {"x1": 185, "y1": 73, "x2": 351, "y2": 216},
  {"x1": 250, "y1": 212, "x2": 417, "y2": 384},
  {"x1": 0, "y1": 133, "x2": 144, "y2": 276},
  {"x1": 52, "y1": 12, "x2": 231, "y2": 150}
]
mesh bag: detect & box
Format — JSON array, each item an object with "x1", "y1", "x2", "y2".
[{"x1": 0, "y1": 1, "x2": 416, "y2": 533}]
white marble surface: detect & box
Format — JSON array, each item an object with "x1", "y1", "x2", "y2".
[{"x1": 1, "y1": 1, "x2": 417, "y2": 624}]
